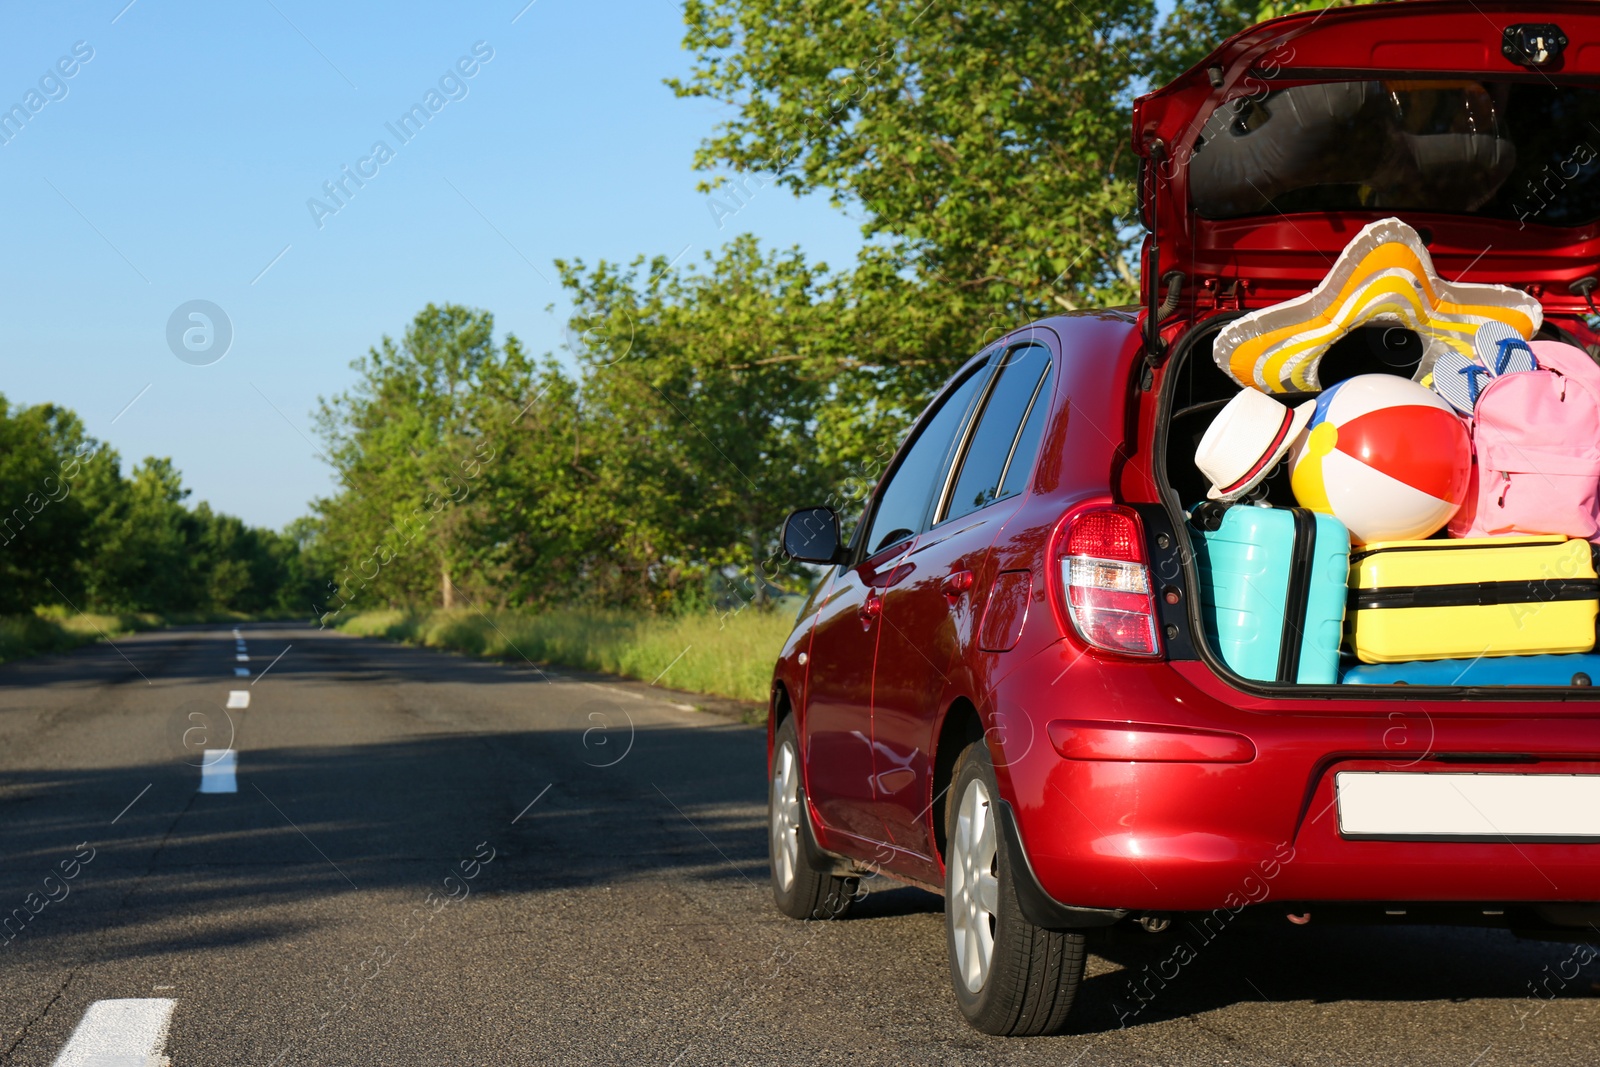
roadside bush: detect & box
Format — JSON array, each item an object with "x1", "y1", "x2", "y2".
[{"x1": 0, "y1": 610, "x2": 163, "y2": 664}]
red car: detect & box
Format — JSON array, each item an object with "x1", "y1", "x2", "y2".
[{"x1": 767, "y1": 1, "x2": 1600, "y2": 1036}]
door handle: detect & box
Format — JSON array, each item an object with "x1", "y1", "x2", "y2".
[
  {"x1": 858, "y1": 591, "x2": 882, "y2": 628},
  {"x1": 941, "y1": 569, "x2": 975, "y2": 602}
]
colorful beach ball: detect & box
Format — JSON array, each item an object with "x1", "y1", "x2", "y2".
[{"x1": 1289, "y1": 374, "x2": 1471, "y2": 543}]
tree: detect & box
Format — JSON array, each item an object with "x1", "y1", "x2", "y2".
[
  {"x1": 0, "y1": 398, "x2": 96, "y2": 614},
  {"x1": 314, "y1": 304, "x2": 531, "y2": 615},
  {"x1": 556, "y1": 237, "x2": 846, "y2": 608},
  {"x1": 671, "y1": 0, "x2": 1379, "y2": 452},
  {"x1": 187, "y1": 505, "x2": 298, "y2": 613},
  {"x1": 77, "y1": 456, "x2": 204, "y2": 612},
  {"x1": 0, "y1": 391, "x2": 317, "y2": 618},
  {"x1": 673, "y1": 0, "x2": 1154, "y2": 420}
]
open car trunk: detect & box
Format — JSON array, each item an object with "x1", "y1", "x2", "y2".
[
  {"x1": 1138, "y1": 2, "x2": 1600, "y2": 695},
  {"x1": 1154, "y1": 314, "x2": 1600, "y2": 697}
]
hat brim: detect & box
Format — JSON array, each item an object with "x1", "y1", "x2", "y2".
[{"x1": 1205, "y1": 400, "x2": 1315, "y2": 501}]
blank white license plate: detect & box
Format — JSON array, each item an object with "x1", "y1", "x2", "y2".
[{"x1": 1336, "y1": 771, "x2": 1600, "y2": 839}]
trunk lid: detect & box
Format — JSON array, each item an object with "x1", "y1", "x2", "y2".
[{"x1": 1134, "y1": 1, "x2": 1600, "y2": 316}]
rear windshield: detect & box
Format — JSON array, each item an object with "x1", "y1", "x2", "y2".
[{"x1": 1188, "y1": 79, "x2": 1600, "y2": 227}]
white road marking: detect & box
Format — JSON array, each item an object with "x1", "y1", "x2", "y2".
[
  {"x1": 581, "y1": 681, "x2": 644, "y2": 701},
  {"x1": 226, "y1": 690, "x2": 250, "y2": 709},
  {"x1": 49, "y1": 997, "x2": 175, "y2": 1067},
  {"x1": 234, "y1": 667, "x2": 250, "y2": 677},
  {"x1": 235, "y1": 654, "x2": 249, "y2": 662},
  {"x1": 199, "y1": 750, "x2": 237, "y2": 793}
]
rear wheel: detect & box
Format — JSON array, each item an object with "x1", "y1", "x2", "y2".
[
  {"x1": 946, "y1": 741, "x2": 1086, "y2": 1035},
  {"x1": 769, "y1": 716, "x2": 857, "y2": 920}
]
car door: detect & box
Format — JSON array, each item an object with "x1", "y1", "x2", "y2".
[
  {"x1": 870, "y1": 340, "x2": 1056, "y2": 858},
  {"x1": 802, "y1": 365, "x2": 991, "y2": 849}
]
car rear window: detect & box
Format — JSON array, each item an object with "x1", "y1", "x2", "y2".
[{"x1": 1188, "y1": 79, "x2": 1600, "y2": 227}]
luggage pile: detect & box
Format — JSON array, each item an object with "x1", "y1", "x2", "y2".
[{"x1": 1187, "y1": 218, "x2": 1600, "y2": 688}]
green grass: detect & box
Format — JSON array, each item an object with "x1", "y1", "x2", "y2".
[
  {"x1": 336, "y1": 606, "x2": 796, "y2": 704},
  {"x1": 0, "y1": 610, "x2": 163, "y2": 664}
]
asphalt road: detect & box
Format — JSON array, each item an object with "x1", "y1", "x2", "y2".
[{"x1": 3, "y1": 623, "x2": 1600, "y2": 1066}]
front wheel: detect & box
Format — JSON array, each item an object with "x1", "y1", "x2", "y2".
[
  {"x1": 769, "y1": 716, "x2": 857, "y2": 920},
  {"x1": 946, "y1": 740, "x2": 1086, "y2": 1035}
]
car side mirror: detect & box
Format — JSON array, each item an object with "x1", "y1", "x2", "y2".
[{"x1": 782, "y1": 506, "x2": 845, "y2": 565}]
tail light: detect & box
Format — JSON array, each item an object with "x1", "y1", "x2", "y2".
[{"x1": 1058, "y1": 506, "x2": 1162, "y2": 657}]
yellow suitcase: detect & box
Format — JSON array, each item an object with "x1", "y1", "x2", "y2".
[{"x1": 1347, "y1": 536, "x2": 1599, "y2": 664}]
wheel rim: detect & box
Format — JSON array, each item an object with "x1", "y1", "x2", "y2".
[
  {"x1": 950, "y1": 776, "x2": 999, "y2": 994},
  {"x1": 770, "y1": 741, "x2": 801, "y2": 894}
]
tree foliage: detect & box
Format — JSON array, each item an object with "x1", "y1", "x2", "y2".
[
  {"x1": 0, "y1": 400, "x2": 95, "y2": 614},
  {"x1": 556, "y1": 237, "x2": 847, "y2": 606},
  {"x1": 0, "y1": 395, "x2": 298, "y2": 616},
  {"x1": 672, "y1": 0, "x2": 1154, "y2": 314},
  {"x1": 312, "y1": 304, "x2": 528, "y2": 619},
  {"x1": 667, "y1": 0, "x2": 1375, "y2": 450},
  {"x1": 313, "y1": 248, "x2": 854, "y2": 614}
]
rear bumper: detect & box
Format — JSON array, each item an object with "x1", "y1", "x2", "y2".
[{"x1": 992, "y1": 642, "x2": 1600, "y2": 912}]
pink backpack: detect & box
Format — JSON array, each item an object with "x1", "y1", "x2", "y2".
[{"x1": 1450, "y1": 340, "x2": 1600, "y2": 544}]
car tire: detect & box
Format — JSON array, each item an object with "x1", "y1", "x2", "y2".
[
  {"x1": 769, "y1": 716, "x2": 858, "y2": 920},
  {"x1": 945, "y1": 740, "x2": 1086, "y2": 1035}
]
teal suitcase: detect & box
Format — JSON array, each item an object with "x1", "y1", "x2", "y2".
[{"x1": 1189, "y1": 503, "x2": 1351, "y2": 684}]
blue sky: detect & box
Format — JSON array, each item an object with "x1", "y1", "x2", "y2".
[{"x1": 0, "y1": 1, "x2": 865, "y2": 529}]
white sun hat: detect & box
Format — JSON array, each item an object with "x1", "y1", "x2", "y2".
[{"x1": 1195, "y1": 389, "x2": 1315, "y2": 501}]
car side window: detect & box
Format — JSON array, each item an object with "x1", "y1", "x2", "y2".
[
  {"x1": 862, "y1": 366, "x2": 989, "y2": 556},
  {"x1": 996, "y1": 360, "x2": 1053, "y2": 501},
  {"x1": 941, "y1": 344, "x2": 1052, "y2": 523}
]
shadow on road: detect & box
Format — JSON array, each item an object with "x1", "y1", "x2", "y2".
[
  {"x1": 1, "y1": 627, "x2": 1594, "y2": 1036},
  {"x1": 1067, "y1": 917, "x2": 1600, "y2": 1034}
]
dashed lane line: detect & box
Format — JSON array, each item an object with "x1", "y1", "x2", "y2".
[
  {"x1": 199, "y1": 750, "x2": 237, "y2": 794},
  {"x1": 49, "y1": 998, "x2": 175, "y2": 1067}
]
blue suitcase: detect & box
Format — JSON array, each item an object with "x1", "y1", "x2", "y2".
[
  {"x1": 1341, "y1": 653, "x2": 1600, "y2": 687},
  {"x1": 1189, "y1": 503, "x2": 1351, "y2": 685}
]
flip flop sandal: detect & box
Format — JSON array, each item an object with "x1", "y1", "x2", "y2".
[
  {"x1": 1431, "y1": 350, "x2": 1493, "y2": 415},
  {"x1": 1473, "y1": 321, "x2": 1540, "y2": 376}
]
